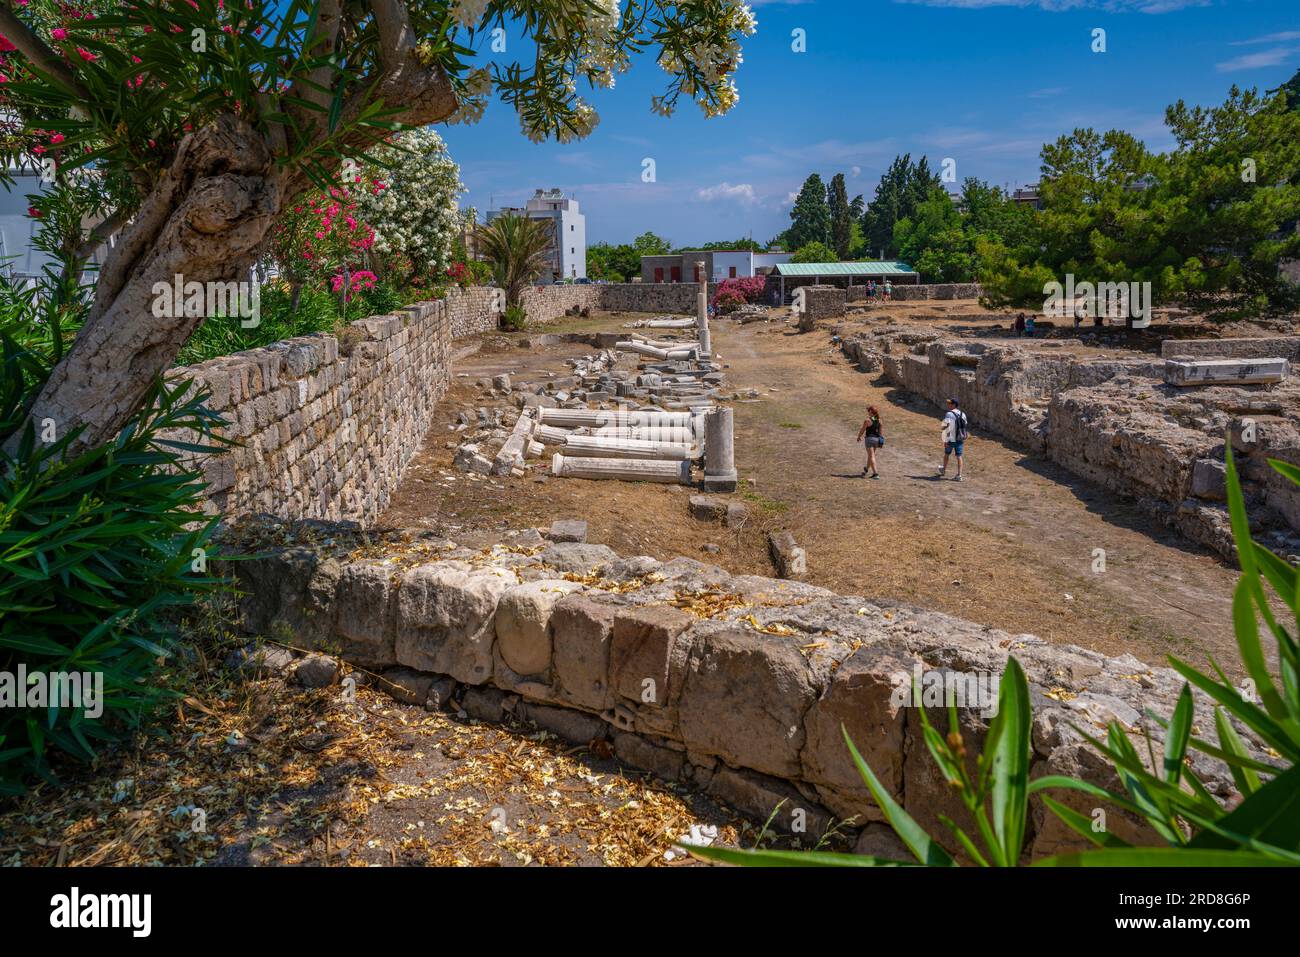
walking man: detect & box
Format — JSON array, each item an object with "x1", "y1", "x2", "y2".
[{"x1": 938, "y1": 398, "x2": 968, "y2": 481}]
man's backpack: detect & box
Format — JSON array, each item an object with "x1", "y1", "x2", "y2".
[{"x1": 954, "y1": 410, "x2": 970, "y2": 442}]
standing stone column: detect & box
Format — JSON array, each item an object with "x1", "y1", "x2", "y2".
[
  {"x1": 702, "y1": 407, "x2": 737, "y2": 491},
  {"x1": 696, "y1": 260, "x2": 712, "y2": 357}
]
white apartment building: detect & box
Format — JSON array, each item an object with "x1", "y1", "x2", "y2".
[{"x1": 489, "y1": 188, "x2": 587, "y2": 280}]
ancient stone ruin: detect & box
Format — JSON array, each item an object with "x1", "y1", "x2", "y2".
[{"x1": 838, "y1": 324, "x2": 1300, "y2": 559}]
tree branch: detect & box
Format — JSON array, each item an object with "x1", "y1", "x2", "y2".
[{"x1": 0, "y1": 5, "x2": 93, "y2": 106}]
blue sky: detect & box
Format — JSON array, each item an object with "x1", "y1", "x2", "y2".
[{"x1": 440, "y1": 0, "x2": 1300, "y2": 247}]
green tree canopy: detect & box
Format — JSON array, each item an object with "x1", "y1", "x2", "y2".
[
  {"x1": 786, "y1": 173, "x2": 831, "y2": 250},
  {"x1": 791, "y1": 240, "x2": 838, "y2": 264}
]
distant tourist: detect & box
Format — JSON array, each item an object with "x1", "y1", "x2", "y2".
[
  {"x1": 856, "y1": 405, "x2": 884, "y2": 479},
  {"x1": 1014, "y1": 313, "x2": 1026, "y2": 337},
  {"x1": 883, "y1": 280, "x2": 893, "y2": 301},
  {"x1": 938, "y1": 398, "x2": 968, "y2": 482},
  {"x1": 1073, "y1": 302, "x2": 1086, "y2": 329},
  {"x1": 866, "y1": 279, "x2": 877, "y2": 300},
  {"x1": 1024, "y1": 313, "x2": 1036, "y2": 338}
]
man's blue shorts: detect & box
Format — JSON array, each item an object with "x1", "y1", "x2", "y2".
[{"x1": 945, "y1": 440, "x2": 964, "y2": 456}]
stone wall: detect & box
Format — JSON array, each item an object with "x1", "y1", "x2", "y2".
[
  {"x1": 847, "y1": 283, "x2": 981, "y2": 302},
  {"x1": 449, "y1": 283, "x2": 701, "y2": 339},
  {"x1": 175, "y1": 300, "x2": 453, "y2": 526},
  {"x1": 839, "y1": 326, "x2": 1300, "y2": 557},
  {"x1": 600, "y1": 282, "x2": 701, "y2": 315},
  {"x1": 174, "y1": 282, "x2": 712, "y2": 527},
  {"x1": 801, "y1": 285, "x2": 847, "y2": 323},
  {"x1": 1161, "y1": 336, "x2": 1300, "y2": 363},
  {"x1": 222, "y1": 522, "x2": 1262, "y2": 860}
]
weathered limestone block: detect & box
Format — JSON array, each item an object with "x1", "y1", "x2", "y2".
[
  {"x1": 610, "y1": 605, "x2": 695, "y2": 708},
  {"x1": 1164, "y1": 357, "x2": 1288, "y2": 386},
  {"x1": 546, "y1": 519, "x2": 588, "y2": 543},
  {"x1": 768, "y1": 530, "x2": 807, "y2": 579},
  {"x1": 537, "y1": 542, "x2": 619, "y2": 575},
  {"x1": 551, "y1": 594, "x2": 621, "y2": 711},
  {"x1": 333, "y1": 560, "x2": 399, "y2": 667},
  {"x1": 678, "y1": 623, "x2": 827, "y2": 779},
  {"x1": 615, "y1": 732, "x2": 685, "y2": 780},
  {"x1": 707, "y1": 765, "x2": 834, "y2": 838},
  {"x1": 226, "y1": 546, "x2": 341, "y2": 644},
  {"x1": 688, "y1": 494, "x2": 728, "y2": 521},
  {"x1": 494, "y1": 579, "x2": 585, "y2": 677},
  {"x1": 518, "y1": 701, "x2": 606, "y2": 745},
  {"x1": 800, "y1": 644, "x2": 915, "y2": 821},
  {"x1": 1191, "y1": 458, "x2": 1227, "y2": 500},
  {"x1": 395, "y1": 564, "x2": 515, "y2": 684}
]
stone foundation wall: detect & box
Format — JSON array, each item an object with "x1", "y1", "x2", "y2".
[
  {"x1": 1161, "y1": 336, "x2": 1300, "y2": 363},
  {"x1": 175, "y1": 282, "x2": 713, "y2": 527},
  {"x1": 600, "y1": 282, "x2": 701, "y2": 314},
  {"x1": 175, "y1": 300, "x2": 453, "y2": 526},
  {"x1": 841, "y1": 327, "x2": 1300, "y2": 557},
  {"x1": 222, "y1": 523, "x2": 1260, "y2": 860},
  {"x1": 802, "y1": 285, "x2": 847, "y2": 322},
  {"x1": 846, "y1": 283, "x2": 981, "y2": 302},
  {"x1": 449, "y1": 283, "x2": 701, "y2": 339}
]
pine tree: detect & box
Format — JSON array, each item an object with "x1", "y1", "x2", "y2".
[
  {"x1": 828, "y1": 173, "x2": 854, "y2": 260},
  {"x1": 787, "y1": 174, "x2": 832, "y2": 251}
]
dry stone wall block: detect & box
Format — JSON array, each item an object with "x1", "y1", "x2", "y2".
[
  {"x1": 800, "y1": 645, "x2": 914, "y2": 821},
  {"x1": 494, "y1": 579, "x2": 585, "y2": 678},
  {"x1": 551, "y1": 594, "x2": 620, "y2": 712},
  {"x1": 610, "y1": 605, "x2": 694, "y2": 709},
  {"x1": 333, "y1": 561, "x2": 399, "y2": 667},
  {"x1": 395, "y1": 564, "x2": 514, "y2": 684},
  {"x1": 678, "y1": 624, "x2": 821, "y2": 779}
]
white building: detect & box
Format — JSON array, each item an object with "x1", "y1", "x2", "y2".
[
  {"x1": 0, "y1": 160, "x2": 115, "y2": 282},
  {"x1": 489, "y1": 188, "x2": 586, "y2": 280}
]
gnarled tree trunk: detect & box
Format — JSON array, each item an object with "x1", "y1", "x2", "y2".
[{"x1": 3, "y1": 6, "x2": 457, "y2": 458}]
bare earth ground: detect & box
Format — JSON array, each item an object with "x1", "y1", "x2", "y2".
[
  {"x1": 0, "y1": 653, "x2": 775, "y2": 867},
  {"x1": 383, "y1": 306, "x2": 1241, "y2": 671}
]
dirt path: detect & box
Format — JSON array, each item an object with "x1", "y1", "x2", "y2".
[
  {"x1": 381, "y1": 312, "x2": 1243, "y2": 672},
  {"x1": 721, "y1": 318, "x2": 1239, "y2": 667}
]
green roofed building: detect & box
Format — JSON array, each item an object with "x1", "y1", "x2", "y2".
[{"x1": 770, "y1": 260, "x2": 920, "y2": 302}]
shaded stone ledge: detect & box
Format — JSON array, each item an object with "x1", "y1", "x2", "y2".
[{"x1": 215, "y1": 519, "x2": 1264, "y2": 860}]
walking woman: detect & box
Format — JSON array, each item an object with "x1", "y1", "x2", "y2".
[{"x1": 856, "y1": 405, "x2": 883, "y2": 478}]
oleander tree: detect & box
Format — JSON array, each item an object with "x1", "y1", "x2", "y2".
[
  {"x1": 0, "y1": 0, "x2": 757, "y2": 457},
  {"x1": 353, "y1": 126, "x2": 464, "y2": 285}
]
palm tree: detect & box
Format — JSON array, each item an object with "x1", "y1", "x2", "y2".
[{"x1": 474, "y1": 212, "x2": 555, "y2": 309}]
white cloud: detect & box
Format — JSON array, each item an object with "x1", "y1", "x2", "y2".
[
  {"x1": 850, "y1": 165, "x2": 862, "y2": 177},
  {"x1": 1215, "y1": 46, "x2": 1299, "y2": 73},
  {"x1": 1230, "y1": 31, "x2": 1300, "y2": 46},
  {"x1": 696, "y1": 182, "x2": 759, "y2": 204}
]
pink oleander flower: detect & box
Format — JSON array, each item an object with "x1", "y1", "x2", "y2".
[
  {"x1": 51, "y1": 28, "x2": 68, "y2": 41},
  {"x1": 76, "y1": 47, "x2": 97, "y2": 62}
]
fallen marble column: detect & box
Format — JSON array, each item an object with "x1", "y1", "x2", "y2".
[
  {"x1": 590, "y1": 425, "x2": 697, "y2": 445},
  {"x1": 534, "y1": 424, "x2": 572, "y2": 445},
  {"x1": 540, "y1": 408, "x2": 696, "y2": 430},
  {"x1": 616, "y1": 340, "x2": 698, "y2": 361},
  {"x1": 1164, "y1": 357, "x2": 1287, "y2": 386},
  {"x1": 527, "y1": 440, "x2": 545, "y2": 457},
  {"x1": 629, "y1": 317, "x2": 695, "y2": 329},
  {"x1": 702, "y1": 407, "x2": 737, "y2": 491},
  {"x1": 562, "y1": 435, "x2": 696, "y2": 460},
  {"x1": 551, "y1": 452, "x2": 692, "y2": 484}
]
